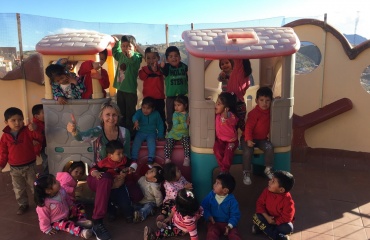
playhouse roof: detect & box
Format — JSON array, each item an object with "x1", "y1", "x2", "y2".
[
  {"x1": 35, "y1": 32, "x2": 112, "y2": 55},
  {"x1": 182, "y1": 27, "x2": 300, "y2": 59}
]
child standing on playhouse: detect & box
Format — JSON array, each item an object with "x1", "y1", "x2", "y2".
[
  {"x1": 46, "y1": 64, "x2": 85, "y2": 105},
  {"x1": 139, "y1": 47, "x2": 166, "y2": 132},
  {"x1": 79, "y1": 49, "x2": 110, "y2": 99},
  {"x1": 218, "y1": 59, "x2": 234, "y2": 92},
  {"x1": 164, "y1": 95, "x2": 191, "y2": 166},
  {"x1": 32, "y1": 104, "x2": 48, "y2": 174},
  {"x1": 202, "y1": 174, "x2": 242, "y2": 240},
  {"x1": 131, "y1": 96, "x2": 164, "y2": 166},
  {"x1": 253, "y1": 170, "x2": 295, "y2": 240},
  {"x1": 242, "y1": 86, "x2": 274, "y2": 185},
  {"x1": 34, "y1": 174, "x2": 93, "y2": 239},
  {"x1": 89, "y1": 140, "x2": 135, "y2": 222},
  {"x1": 0, "y1": 107, "x2": 44, "y2": 215},
  {"x1": 112, "y1": 35, "x2": 143, "y2": 136},
  {"x1": 213, "y1": 92, "x2": 239, "y2": 174},
  {"x1": 160, "y1": 46, "x2": 188, "y2": 131}
]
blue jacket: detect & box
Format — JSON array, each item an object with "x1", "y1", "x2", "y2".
[
  {"x1": 132, "y1": 109, "x2": 164, "y2": 138},
  {"x1": 201, "y1": 191, "x2": 241, "y2": 228}
]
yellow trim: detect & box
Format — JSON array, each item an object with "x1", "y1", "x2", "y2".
[{"x1": 191, "y1": 145, "x2": 291, "y2": 154}]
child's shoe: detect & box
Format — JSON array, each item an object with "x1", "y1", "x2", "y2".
[
  {"x1": 264, "y1": 166, "x2": 273, "y2": 179},
  {"x1": 76, "y1": 219, "x2": 93, "y2": 229},
  {"x1": 278, "y1": 233, "x2": 290, "y2": 240},
  {"x1": 16, "y1": 205, "x2": 29, "y2": 215},
  {"x1": 243, "y1": 170, "x2": 252, "y2": 185},
  {"x1": 80, "y1": 229, "x2": 93, "y2": 239},
  {"x1": 144, "y1": 226, "x2": 156, "y2": 240},
  {"x1": 147, "y1": 157, "x2": 154, "y2": 166},
  {"x1": 183, "y1": 157, "x2": 190, "y2": 166},
  {"x1": 133, "y1": 211, "x2": 143, "y2": 223},
  {"x1": 165, "y1": 158, "x2": 171, "y2": 164}
]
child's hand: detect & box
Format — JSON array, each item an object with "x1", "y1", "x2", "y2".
[
  {"x1": 91, "y1": 69, "x2": 102, "y2": 79},
  {"x1": 219, "y1": 71, "x2": 226, "y2": 78},
  {"x1": 28, "y1": 121, "x2": 37, "y2": 131},
  {"x1": 223, "y1": 107, "x2": 229, "y2": 119},
  {"x1": 91, "y1": 170, "x2": 102, "y2": 180},
  {"x1": 112, "y1": 36, "x2": 119, "y2": 42},
  {"x1": 265, "y1": 215, "x2": 275, "y2": 224},
  {"x1": 133, "y1": 121, "x2": 140, "y2": 130},
  {"x1": 57, "y1": 97, "x2": 68, "y2": 105},
  {"x1": 150, "y1": 62, "x2": 158, "y2": 72},
  {"x1": 33, "y1": 140, "x2": 40, "y2": 146},
  {"x1": 208, "y1": 216, "x2": 215, "y2": 224},
  {"x1": 160, "y1": 55, "x2": 166, "y2": 68},
  {"x1": 247, "y1": 140, "x2": 255, "y2": 147},
  {"x1": 92, "y1": 62, "x2": 102, "y2": 70},
  {"x1": 184, "y1": 182, "x2": 193, "y2": 189},
  {"x1": 224, "y1": 226, "x2": 231, "y2": 236},
  {"x1": 47, "y1": 229, "x2": 58, "y2": 235},
  {"x1": 186, "y1": 116, "x2": 190, "y2": 126}
]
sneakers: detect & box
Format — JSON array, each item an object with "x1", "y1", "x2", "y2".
[
  {"x1": 92, "y1": 223, "x2": 111, "y2": 240},
  {"x1": 264, "y1": 166, "x2": 273, "y2": 179},
  {"x1": 16, "y1": 205, "x2": 29, "y2": 215},
  {"x1": 278, "y1": 233, "x2": 291, "y2": 240},
  {"x1": 183, "y1": 157, "x2": 190, "y2": 166},
  {"x1": 243, "y1": 171, "x2": 252, "y2": 185},
  {"x1": 133, "y1": 211, "x2": 143, "y2": 223},
  {"x1": 80, "y1": 229, "x2": 93, "y2": 239},
  {"x1": 129, "y1": 162, "x2": 138, "y2": 172},
  {"x1": 144, "y1": 226, "x2": 156, "y2": 240},
  {"x1": 165, "y1": 158, "x2": 171, "y2": 164},
  {"x1": 76, "y1": 219, "x2": 93, "y2": 229}
]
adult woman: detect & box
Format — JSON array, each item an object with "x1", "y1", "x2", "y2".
[{"x1": 67, "y1": 101, "x2": 134, "y2": 240}]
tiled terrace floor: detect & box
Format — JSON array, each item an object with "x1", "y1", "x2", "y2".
[{"x1": 1, "y1": 150, "x2": 370, "y2": 240}]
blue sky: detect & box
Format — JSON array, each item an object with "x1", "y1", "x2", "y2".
[{"x1": 0, "y1": 0, "x2": 369, "y2": 49}]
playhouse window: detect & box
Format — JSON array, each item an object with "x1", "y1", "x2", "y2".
[{"x1": 295, "y1": 41, "x2": 321, "y2": 75}]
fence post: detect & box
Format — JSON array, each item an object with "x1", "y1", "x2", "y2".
[{"x1": 165, "y1": 24, "x2": 169, "y2": 47}]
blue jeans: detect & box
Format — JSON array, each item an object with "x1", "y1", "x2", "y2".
[
  {"x1": 131, "y1": 132, "x2": 156, "y2": 160},
  {"x1": 134, "y1": 202, "x2": 156, "y2": 220},
  {"x1": 253, "y1": 213, "x2": 293, "y2": 239}
]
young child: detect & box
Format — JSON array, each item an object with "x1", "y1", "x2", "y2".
[
  {"x1": 156, "y1": 162, "x2": 193, "y2": 228},
  {"x1": 45, "y1": 64, "x2": 85, "y2": 105},
  {"x1": 253, "y1": 170, "x2": 295, "y2": 240},
  {"x1": 32, "y1": 104, "x2": 48, "y2": 174},
  {"x1": 138, "y1": 47, "x2": 166, "y2": 132},
  {"x1": 56, "y1": 161, "x2": 85, "y2": 201},
  {"x1": 164, "y1": 95, "x2": 190, "y2": 166},
  {"x1": 160, "y1": 46, "x2": 188, "y2": 131},
  {"x1": 131, "y1": 96, "x2": 164, "y2": 166},
  {"x1": 34, "y1": 174, "x2": 93, "y2": 239},
  {"x1": 144, "y1": 189, "x2": 203, "y2": 240},
  {"x1": 89, "y1": 140, "x2": 134, "y2": 222},
  {"x1": 213, "y1": 92, "x2": 239, "y2": 174},
  {"x1": 201, "y1": 174, "x2": 242, "y2": 240},
  {"x1": 133, "y1": 166, "x2": 164, "y2": 223},
  {"x1": 112, "y1": 35, "x2": 143, "y2": 134},
  {"x1": 79, "y1": 49, "x2": 110, "y2": 99},
  {"x1": 0, "y1": 107, "x2": 43, "y2": 215},
  {"x1": 218, "y1": 59, "x2": 234, "y2": 92},
  {"x1": 242, "y1": 86, "x2": 274, "y2": 185}
]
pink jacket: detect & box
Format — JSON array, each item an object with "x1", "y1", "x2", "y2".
[
  {"x1": 215, "y1": 112, "x2": 238, "y2": 142},
  {"x1": 56, "y1": 172, "x2": 77, "y2": 201},
  {"x1": 36, "y1": 188, "x2": 72, "y2": 233}
]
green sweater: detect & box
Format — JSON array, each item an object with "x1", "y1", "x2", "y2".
[
  {"x1": 161, "y1": 62, "x2": 188, "y2": 97},
  {"x1": 112, "y1": 41, "x2": 142, "y2": 93}
]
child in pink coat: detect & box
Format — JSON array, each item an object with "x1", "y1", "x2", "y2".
[{"x1": 56, "y1": 161, "x2": 85, "y2": 201}]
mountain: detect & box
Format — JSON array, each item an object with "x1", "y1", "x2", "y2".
[{"x1": 344, "y1": 34, "x2": 367, "y2": 46}]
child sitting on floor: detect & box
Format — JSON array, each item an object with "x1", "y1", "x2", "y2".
[{"x1": 56, "y1": 161, "x2": 85, "y2": 201}]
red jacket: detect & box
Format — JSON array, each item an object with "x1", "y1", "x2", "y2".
[
  {"x1": 256, "y1": 188, "x2": 295, "y2": 225},
  {"x1": 244, "y1": 105, "x2": 270, "y2": 141},
  {"x1": 33, "y1": 117, "x2": 45, "y2": 156},
  {"x1": 78, "y1": 60, "x2": 110, "y2": 99},
  {"x1": 138, "y1": 65, "x2": 165, "y2": 99},
  {"x1": 89, "y1": 156, "x2": 127, "y2": 177},
  {"x1": 0, "y1": 125, "x2": 44, "y2": 168}
]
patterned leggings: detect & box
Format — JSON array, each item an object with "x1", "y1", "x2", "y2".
[
  {"x1": 155, "y1": 224, "x2": 185, "y2": 239},
  {"x1": 51, "y1": 204, "x2": 87, "y2": 236},
  {"x1": 164, "y1": 137, "x2": 190, "y2": 159}
]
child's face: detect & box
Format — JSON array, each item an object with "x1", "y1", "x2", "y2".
[
  {"x1": 142, "y1": 104, "x2": 154, "y2": 116},
  {"x1": 121, "y1": 41, "x2": 135, "y2": 54},
  {"x1": 174, "y1": 101, "x2": 186, "y2": 113},
  {"x1": 35, "y1": 110, "x2": 45, "y2": 122},
  {"x1": 54, "y1": 74, "x2": 70, "y2": 85},
  {"x1": 145, "y1": 52, "x2": 159, "y2": 66},
  {"x1": 175, "y1": 166, "x2": 182, "y2": 181},
  {"x1": 66, "y1": 61, "x2": 74, "y2": 71},
  {"x1": 268, "y1": 177, "x2": 284, "y2": 194},
  {"x1": 256, "y1": 96, "x2": 272, "y2": 110},
  {"x1": 47, "y1": 179, "x2": 61, "y2": 196},
  {"x1": 145, "y1": 168, "x2": 157, "y2": 182},
  {"x1": 166, "y1": 51, "x2": 181, "y2": 67},
  {"x1": 99, "y1": 52, "x2": 107, "y2": 66},
  {"x1": 215, "y1": 98, "x2": 225, "y2": 115},
  {"x1": 109, "y1": 149, "x2": 124, "y2": 162},
  {"x1": 70, "y1": 166, "x2": 84, "y2": 181},
  {"x1": 5, "y1": 114, "x2": 24, "y2": 132},
  {"x1": 213, "y1": 179, "x2": 227, "y2": 195},
  {"x1": 220, "y1": 59, "x2": 232, "y2": 73}
]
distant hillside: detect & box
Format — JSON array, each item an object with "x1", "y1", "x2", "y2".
[{"x1": 344, "y1": 34, "x2": 367, "y2": 46}]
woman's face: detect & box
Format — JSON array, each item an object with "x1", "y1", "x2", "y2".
[{"x1": 101, "y1": 107, "x2": 119, "y2": 127}]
